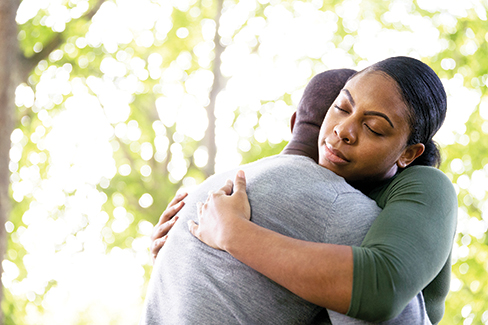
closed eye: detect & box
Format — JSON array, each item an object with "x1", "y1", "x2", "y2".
[
  {"x1": 365, "y1": 124, "x2": 383, "y2": 136},
  {"x1": 334, "y1": 105, "x2": 348, "y2": 113}
]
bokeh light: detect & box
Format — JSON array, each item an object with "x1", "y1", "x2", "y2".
[{"x1": 5, "y1": 0, "x2": 488, "y2": 324}]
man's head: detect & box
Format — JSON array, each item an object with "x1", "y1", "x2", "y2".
[{"x1": 285, "y1": 69, "x2": 356, "y2": 162}]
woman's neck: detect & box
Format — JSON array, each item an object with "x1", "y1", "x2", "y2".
[
  {"x1": 347, "y1": 180, "x2": 378, "y2": 195},
  {"x1": 348, "y1": 171, "x2": 399, "y2": 195}
]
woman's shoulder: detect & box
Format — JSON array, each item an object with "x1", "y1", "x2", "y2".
[
  {"x1": 373, "y1": 166, "x2": 457, "y2": 208},
  {"x1": 395, "y1": 166, "x2": 456, "y2": 198},
  {"x1": 395, "y1": 165, "x2": 453, "y2": 185}
]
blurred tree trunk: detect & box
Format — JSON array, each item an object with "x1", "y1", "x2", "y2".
[
  {"x1": 0, "y1": 1, "x2": 19, "y2": 323},
  {"x1": 0, "y1": 1, "x2": 105, "y2": 322},
  {"x1": 204, "y1": 0, "x2": 223, "y2": 177}
]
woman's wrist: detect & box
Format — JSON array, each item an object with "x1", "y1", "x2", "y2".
[{"x1": 221, "y1": 215, "x2": 254, "y2": 253}]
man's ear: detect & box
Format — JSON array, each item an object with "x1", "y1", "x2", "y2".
[
  {"x1": 397, "y1": 143, "x2": 425, "y2": 168},
  {"x1": 290, "y1": 112, "x2": 297, "y2": 134}
]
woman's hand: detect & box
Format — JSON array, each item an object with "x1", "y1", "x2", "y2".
[
  {"x1": 150, "y1": 192, "x2": 188, "y2": 264},
  {"x1": 188, "y1": 170, "x2": 251, "y2": 251}
]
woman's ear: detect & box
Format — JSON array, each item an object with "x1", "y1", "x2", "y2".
[
  {"x1": 397, "y1": 143, "x2": 425, "y2": 168},
  {"x1": 290, "y1": 112, "x2": 297, "y2": 134}
]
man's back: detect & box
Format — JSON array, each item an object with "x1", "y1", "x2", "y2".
[{"x1": 142, "y1": 155, "x2": 382, "y2": 324}]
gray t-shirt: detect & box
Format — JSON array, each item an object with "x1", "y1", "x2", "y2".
[{"x1": 141, "y1": 155, "x2": 430, "y2": 324}]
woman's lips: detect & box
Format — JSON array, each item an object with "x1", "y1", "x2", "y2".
[{"x1": 323, "y1": 143, "x2": 349, "y2": 164}]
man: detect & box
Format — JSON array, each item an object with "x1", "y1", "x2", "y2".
[{"x1": 141, "y1": 69, "x2": 430, "y2": 324}]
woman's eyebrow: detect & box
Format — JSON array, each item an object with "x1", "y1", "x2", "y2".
[
  {"x1": 341, "y1": 89, "x2": 394, "y2": 128},
  {"x1": 341, "y1": 89, "x2": 355, "y2": 107},
  {"x1": 364, "y1": 111, "x2": 394, "y2": 128}
]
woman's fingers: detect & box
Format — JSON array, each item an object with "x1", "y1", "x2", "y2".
[
  {"x1": 151, "y1": 235, "x2": 168, "y2": 264},
  {"x1": 151, "y1": 216, "x2": 179, "y2": 241},
  {"x1": 168, "y1": 192, "x2": 188, "y2": 208},
  {"x1": 197, "y1": 202, "x2": 203, "y2": 216},
  {"x1": 157, "y1": 199, "x2": 185, "y2": 227},
  {"x1": 233, "y1": 170, "x2": 247, "y2": 199},
  {"x1": 150, "y1": 216, "x2": 179, "y2": 264},
  {"x1": 222, "y1": 179, "x2": 234, "y2": 195},
  {"x1": 187, "y1": 220, "x2": 200, "y2": 239},
  {"x1": 150, "y1": 192, "x2": 188, "y2": 264},
  {"x1": 187, "y1": 219, "x2": 221, "y2": 250},
  {"x1": 215, "y1": 179, "x2": 234, "y2": 196}
]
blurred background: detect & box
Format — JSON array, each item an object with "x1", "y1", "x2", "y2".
[{"x1": 0, "y1": 0, "x2": 487, "y2": 324}]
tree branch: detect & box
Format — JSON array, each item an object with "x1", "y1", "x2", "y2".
[
  {"x1": 204, "y1": 0, "x2": 224, "y2": 177},
  {"x1": 19, "y1": 0, "x2": 107, "y2": 80},
  {"x1": 84, "y1": 0, "x2": 106, "y2": 21}
]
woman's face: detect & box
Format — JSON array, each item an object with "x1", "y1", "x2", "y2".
[{"x1": 318, "y1": 71, "x2": 422, "y2": 183}]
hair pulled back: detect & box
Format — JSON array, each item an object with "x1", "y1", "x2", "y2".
[{"x1": 365, "y1": 56, "x2": 447, "y2": 168}]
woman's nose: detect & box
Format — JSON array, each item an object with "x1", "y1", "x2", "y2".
[{"x1": 333, "y1": 120, "x2": 357, "y2": 144}]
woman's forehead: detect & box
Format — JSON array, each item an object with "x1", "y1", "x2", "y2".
[
  {"x1": 341, "y1": 71, "x2": 411, "y2": 124},
  {"x1": 344, "y1": 71, "x2": 403, "y2": 106}
]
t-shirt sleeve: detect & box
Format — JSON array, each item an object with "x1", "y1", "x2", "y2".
[{"x1": 347, "y1": 167, "x2": 458, "y2": 322}]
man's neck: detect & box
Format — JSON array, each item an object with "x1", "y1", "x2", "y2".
[{"x1": 281, "y1": 140, "x2": 318, "y2": 163}]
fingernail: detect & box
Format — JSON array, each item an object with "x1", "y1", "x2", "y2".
[{"x1": 237, "y1": 170, "x2": 245, "y2": 178}]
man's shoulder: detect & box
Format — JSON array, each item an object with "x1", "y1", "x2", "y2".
[
  {"x1": 249, "y1": 154, "x2": 354, "y2": 185},
  {"x1": 203, "y1": 154, "x2": 368, "y2": 202}
]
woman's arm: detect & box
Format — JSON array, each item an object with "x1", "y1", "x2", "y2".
[
  {"x1": 188, "y1": 171, "x2": 353, "y2": 314},
  {"x1": 189, "y1": 168, "x2": 457, "y2": 322},
  {"x1": 348, "y1": 166, "x2": 457, "y2": 322}
]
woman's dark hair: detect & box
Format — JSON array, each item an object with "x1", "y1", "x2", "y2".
[{"x1": 361, "y1": 56, "x2": 447, "y2": 168}]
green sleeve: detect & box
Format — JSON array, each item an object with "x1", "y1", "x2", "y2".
[{"x1": 346, "y1": 166, "x2": 457, "y2": 323}]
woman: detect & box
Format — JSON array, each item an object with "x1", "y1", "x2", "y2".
[{"x1": 153, "y1": 57, "x2": 457, "y2": 323}]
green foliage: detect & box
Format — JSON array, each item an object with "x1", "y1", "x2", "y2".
[
  {"x1": 5, "y1": 0, "x2": 488, "y2": 323},
  {"x1": 431, "y1": 7, "x2": 488, "y2": 324},
  {"x1": 241, "y1": 139, "x2": 287, "y2": 165}
]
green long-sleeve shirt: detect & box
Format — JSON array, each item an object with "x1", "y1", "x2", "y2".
[{"x1": 348, "y1": 166, "x2": 458, "y2": 323}]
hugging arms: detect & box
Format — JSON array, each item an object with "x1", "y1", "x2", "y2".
[{"x1": 145, "y1": 57, "x2": 457, "y2": 324}]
